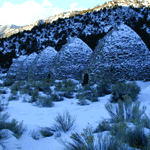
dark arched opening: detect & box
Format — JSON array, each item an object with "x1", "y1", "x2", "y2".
[
  {"x1": 82, "y1": 73, "x2": 89, "y2": 86},
  {"x1": 48, "y1": 73, "x2": 51, "y2": 79}
]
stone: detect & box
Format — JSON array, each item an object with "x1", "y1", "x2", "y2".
[
  {"x1": 28, "y1": 46, "x2": 57, "y2": 80},
  {"x1": 16, "y1": 52, "x2": 37, "y2": 80},
  {"x1": 50, "y1": 37, "x2": 93, "y2": 80},
  {"x1": 82, "y1": 23, "x2": 150, "y2": 85},
  {"x1": 7, "y1": 55, "x2": 27, "y2": 79}
]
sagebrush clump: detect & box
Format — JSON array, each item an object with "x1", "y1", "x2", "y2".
[
  {"x1": 35, "y1": 96, "x2": 54, "y2": 107},
  {"x1": 30, "y1": 88, "x2": 39, "y2": 103},
  {"x1": 0, "y1": 112, "x2": 26, "y2": 139},
  {"x1": 51, "y1": 93, "x2": 64, "y2": 102},
  {"x1": 105, "y1": 95, "x2": 146, "y2": 123},
  {"x1": 54, "y1": 79, "x2": 77, "y2": 98},
  {"x1": 111, "y1": 81, "x2": 140, "y2": 103},
  {"x1": 76, "y1": 84, "x2": 98, "y2": 103},
  {"x1": 52, "y1": 110, "x2": 76, "y2": 133},
  {"x1": 96, "y1": 79, "x2": 112, "y2": 96},
  {"x1": 76, "y1": 85, "x2": 89, "y2": 105},
  {"x1": 36, "y1": 79, "x2": 52, "y2": 94}
]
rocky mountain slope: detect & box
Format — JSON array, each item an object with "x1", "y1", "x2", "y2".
[
  {"x1": 0, "y1": 25, "x2": 20, "y2": 37},
  {"x1": 0, "y1": 0, "x2": 149, "y2": 39},
  {"x1": 1, "y1": 0, "x2": 150, "y2": 74}
]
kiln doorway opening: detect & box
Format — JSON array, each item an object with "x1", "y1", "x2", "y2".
[
  {"x1": 48, "y1": 73, "x2": 51, "y2": 79},
  {"x1": 82, "y1": 73, "x2": 89, "y2": 86}
]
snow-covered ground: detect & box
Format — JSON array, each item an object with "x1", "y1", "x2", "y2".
[{"x1": 0, "y1": 80, "x2": 150, "y2": 150}]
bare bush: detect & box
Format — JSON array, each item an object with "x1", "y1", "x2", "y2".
[{"x1": 52, "y1": 110, "x2": 76, "y2": 133}]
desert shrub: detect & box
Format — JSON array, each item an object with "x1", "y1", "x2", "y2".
[
  {"x1": 10, "y1": 81, "x2": 25, "y2": 95},
  {"x1": 0, "y1": 112, "x2": 26, "y2": 139},
  {"x1": 11, "y1": 81, "x2": 26, "y2": 91},
  {"x1": 110, "y1": 122, "x2": 129, "y2": 144},
  {"x1": 96, "y1": 79, "x2": 112, "y2": 96},
  {"x1": 36, "y1": 79, "x2": 52, "y2": 94},
  {"x1": 103, "y1": 135, "x2": 131, "y2": 150},
  {"x1": 84, "y1": 87, "x2": 98, "y2": 102},
  {"x1": 61, "y1": 124, "x2": 129, "y2": 150},
  {"x1": 3, "y1": 119, "x2": 26, "y2": 139},
  {"x1": 61, "y1": 124, "x2": 95, "y2": 150},
  {"x1": 62, "y1": 79, "x2": 77, "y2": 89},
  {"x1": 60, "y1": 79, "x2": 77, "y2": 98},
  {"x1": 108, "y1": 121, "x2": 150, "y2": 150},
  {"x1": 76, "y1": 93, "x2": 85, "y2": 99},
  {"x1": 105, "y1": 95, "x2": 146, "y2": 123},
  {"x1": 51, "y1": 93, "x2": 64, "y2": 102},
  {"x1": 0, "y1": 101, "x2": 8, "y2": 112},
  {"x1": 140, "y1": 113, "x2": 150, "y2": 130},
  {"x1": 126, "y1": 125, "x2": 148, "y2": 150},
  {"x1": 54, "y1": 82, "x2": 62, "y2": 91},
  {"x1": 40, "y1": 127, "x2": 54, "y2": 137},
  {"x1": 35, "y1": 96, "x2": 54, "y2": 107},
  {"x1": 76, "y1": 93, "x2": 89, "y2": 105},
  {"x1": 76, "y1": 86, "x2": 89, "y2": 105},
  {"x1": 11, "y1": 88, "x2": 17, "y2": 95},
  {"x1": 0, "y1": 129, "x2": 10, "y2": 143},
  {"x1": 3, "y1": 78, "x2": 15, "y2": 86},
  {"x1": 19, "y1": 81, "x2": 31, "y2": 95},
  {"x1": 76, "y1": 85, "x2": 98, "y2": 103},
  {"x1": 94, "y1": 119, "x2": 111, "y2": 133},
  {"x1": 61, "y1": 86, "x2": 75, "y2": 98},
  {"x1": 20, "y1": 87, "x2": 29, "y2": 94},
  {"x1": 146, "y1": 133, "x2": 150, "y2": 150},
  {"x1": 30, "y1": 88, "x2": 39, "y2": 103},
  {"x1": 52, "y1": 110, "x2": 76, "y2": 133},
  {"x1": 107, "y1": 122, "x2": 140, "y2": 150},
  {"x1": 111, "y1": 81, "x2": 140, "y2": 103}
]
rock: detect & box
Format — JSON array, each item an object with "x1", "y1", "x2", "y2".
[
  {"x1": 7, "y1": 55, "x2": 27, "y2": 79},
  {"x1": 82, "y1": 23, "x2": 150, "y2": 85},
  {"x1": 28, "y1": 46, "x2": 57, "y2": 80},
  {"x1": 16, "y1": 52, "x2": 37, "y2": 80},
  {"x1": 51, "y1": 37, "x2": 93, "y2": 80}
]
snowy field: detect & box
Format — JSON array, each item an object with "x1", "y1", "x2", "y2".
[{"x1": 0, "y1": 78, "x2": 150, "y2": 150}]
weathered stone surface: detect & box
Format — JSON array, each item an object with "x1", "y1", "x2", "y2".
[
  {"x1": 51, "y1": 37, "x2": 93, "y2": 80},
  {"x1": 28, "y1": 46, "x2": 57, "y2": 80},
  {"x1": 82, "y1": 23, "x2": 150, "y2": 85},
  {"x1": 7, "y1": 55, "x2": 27, "y2": 79},
  {"x1": 16, "y1": 52, "x2": 37, "y2": 80}
]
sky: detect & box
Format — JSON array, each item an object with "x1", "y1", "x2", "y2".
[{"x1": 0, "y1": 0, "x2": 110, "y2": 26}]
